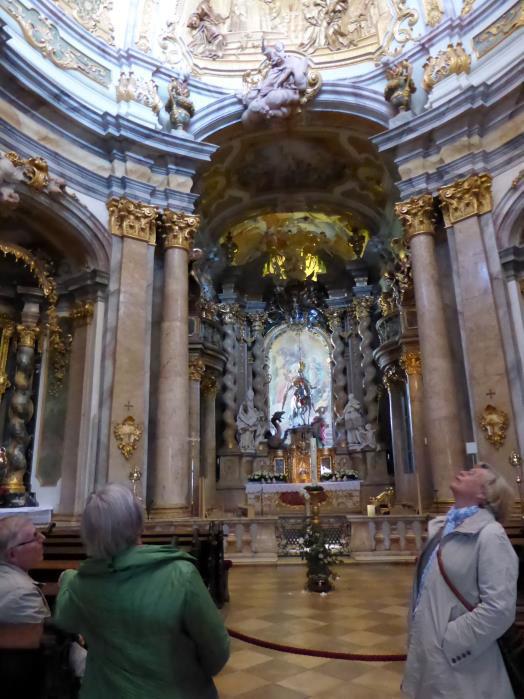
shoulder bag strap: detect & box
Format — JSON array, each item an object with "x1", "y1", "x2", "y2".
[{"x1": 436, "y1": 546, "x2": 475, "y2": 612}]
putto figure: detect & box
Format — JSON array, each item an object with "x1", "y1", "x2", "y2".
[
  {"x1": 237, "y1": 40, "x2": 318, "y2": 128},
  {"x1": 164, "y1": 75, "x2": 195, "y2": 131},
  {"x1": 384, "y1": 60, "x2": 416, "y2": 114}
]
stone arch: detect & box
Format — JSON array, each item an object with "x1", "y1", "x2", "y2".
[{"x1": 493, "y1": 185, "x2": 524, "y2": 251}]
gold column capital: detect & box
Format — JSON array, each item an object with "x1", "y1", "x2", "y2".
[
  {"x1": 189, "y1": 357, "x2": 206, "y2": 382},
  {"x1": 107, "y1": 197, "x2": 158, "y2": 244},
  {"x1": 201, "y1": 372, "x2": 218, "y2": 395},
  {"x1": 438, "y1": 173, "x2": 492, "y2": 226},
  {"x1": 17, "y1": 324, "x2": 40, "y2": 348},
  {"x1": 382, "y1": 363, "x2": 405, "y2": 391},
  {"x1": 400, "y1": 350, "x2": 422, "y2": 376},
  {"x1": 352, "y1": 296, "x2": 374, "y2": 320},
  {"x1": 394, "y1": 194, "x2": 436, "y2": 240},
  {"x1": 163, "y1": 210, "x2": 199, "y2": 251}
]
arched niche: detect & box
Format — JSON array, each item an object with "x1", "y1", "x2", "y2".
[{"x1": 265, "y1": 324, "x2": 333, "y2": 445}]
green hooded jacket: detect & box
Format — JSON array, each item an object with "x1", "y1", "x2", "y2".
[{"x1": 54, "y1": 545, "x2": 230, "y2": 699}]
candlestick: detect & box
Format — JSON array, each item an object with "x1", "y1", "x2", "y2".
[
  {"x1": 310, "y1": 437, "x2": 317, "y2": 484},
  {"x1": 367, "y1": 503, "x2": 376, "y2": 517}
]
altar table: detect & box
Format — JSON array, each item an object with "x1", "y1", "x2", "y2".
[{"x1": 245, "y1": 481, "x2": 361, "y2": 515}]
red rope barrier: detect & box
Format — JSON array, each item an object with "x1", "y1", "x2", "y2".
[{"x1": 227, "y1": 628, "x2": 407, "y2": 662}]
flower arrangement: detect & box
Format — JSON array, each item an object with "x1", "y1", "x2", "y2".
[
  {"x1": 320, "y1": 469, "x2": 359, "y2": 482},
  {"x1": 247, "y1": 471, "x2": 288, "y2": 483},
  {"x1": 298, "y1": 525, "x2": 342, "y2": 592}
]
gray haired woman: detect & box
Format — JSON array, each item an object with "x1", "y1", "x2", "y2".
[
  {"x1": 402, "y1": 463, "x2": 519, "y2": 699},
  {"x1": 54, "y1": 483, "x2": 230, "y2": 699}
]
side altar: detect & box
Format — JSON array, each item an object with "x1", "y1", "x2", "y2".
[{"x1": 245, "y1": 480, "x2": 361, "y2": 515}]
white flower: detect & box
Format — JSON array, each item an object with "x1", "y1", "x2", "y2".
[{"x1": 298, "y1": 538, "x2": 304, "y2": 544}]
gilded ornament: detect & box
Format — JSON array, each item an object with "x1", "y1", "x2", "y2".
[
  {"x1": 3, "y1": 0, "x2": 111, "y2": 86},
  {"x1": 352, "y1": 296, "x2": 374, "y2": 321},
  {"x1": 512, "y1": 170, "x2": 524, "y2": 189},
  {"x1": 382, "y1": 363, "x2": 405, "y2": 391},
  {"x1": 219, "y1": 303, "x2": 241, "y2": 324},
  {"x1": 422, "y1": 42, "x2": 471, "y2": 92},
  {"x1": 107, "y1": 197, "x2": 158, "y2": 245},
  {"x1": 394, "y1": 194, "x2": 436, "y2": 240},
  {"x1": 479, "y1": 404, "x2": 509, "y2": 450},
  {"x1": 116, "y1": 72, "x2": 162, "y2": 114},
  {"x1": 201, "y1": 373, "x2": 217, "y2": 395},
  {"x1": 200, "y1": 299, "x2": 219, "y2": 321},
  {"x1": 400, "y1": 350, "x2": 422, "y2": 375},
  {"x1": 461, "y1": 0, "x2": 476, "y2": 16},
  {"x1": 70, "y1": 300, "x2": 94, "y2": 327},
  {"x1": 384, "y1": 60, "x2": 416, "y2": 113},
  {"x1": 17, "y1": 324, "x2": 40, "y2": 348},
  {"x1": 128, "y1": 465, "x2": 142, "y2": 499},
  {"x1": 2, "y1": 150, "x2": 66, "y2": 201},
  {"x1": 438, "y1": 174, "x2": 492, "y2": 226},
  {"x1": 162, "y1": 210, "x2": 199, "y2": 250},
  {"x1": 0, "y1": 322, "x2": 15, "y2": 398},
  {"x1": 374, "y1": 0, "x2": 419, "y2": 65},
  {"x1": 189, "y1": 357, "x2": 206, "y2": 381},
  {"x1": 164, "y1": 76, "x2": 195, "y2": 131},
  {"x1": 52, "y1": 0, "x2": 115, "y2": 45},
  {"x1": 473, "y1": 1, "x2": 524, "y2": 58},
  {"x1": 135, "y1": 0, "x2": 156, "y2": 52},
  {"x1": 423, "y1": 0, "x2": 444, "y2": 27},
  {"x1": 113, "y1": 415, "x2": 143, "y2": 461}
]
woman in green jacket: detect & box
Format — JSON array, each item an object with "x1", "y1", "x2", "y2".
[{"x1": 54, "y1": 483, "x2": 230, "y2": 699}]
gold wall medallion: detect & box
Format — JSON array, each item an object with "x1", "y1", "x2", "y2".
[
  {"x1": 113, "y1": 415, "x2": 143, "y2": 460},
  {"x1": 438, "y1": 173, "x2": 492, "y2": 226},
  {"x1": 423, "y1": 0, "x2": 444, "y2": 27},
  {"x1": 422, "y1": 42, "x2": 471, "y2": 92},
  {"x1": 394, "y1": 194, "x2": 435, "y2": 239},
  {"x1": 479, "y1": 404, "x2": 509, "y2": 449}
]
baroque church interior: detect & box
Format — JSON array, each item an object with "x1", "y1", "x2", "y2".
[{"x1": 0, "y1": 0, "x2": 523, "y2": 696}]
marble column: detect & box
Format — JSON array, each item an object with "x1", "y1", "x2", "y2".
[
  {"x1": 188, "y1": 356, "x2": 205, "y2": 516},
  {"x1": 395, "y1": 194, "x2": 465, "y2": 501},
  {"x1": 383, "y1": 363, "x2": 417, "y2": 506},
  {"x1": 400, "y1": 348, "x2": 433, "y2": 509},
  {"x1": 439, "y1": 174, "x2": 519, "y2": 479},
  {"x1": 250, "y1": 312, "x2": 268, "y2": 419},
  {"x1": 152, "y1": 210, "x2": 199, "y2": 518},
  {"x1": 327, "y1": 308, "x2": 348, "y2": 444},
  {"x1": 201, "y1": 372, "x2": 218, "y2": 512},
  {"x1": 105, "y1": 198, "x2": 157, "y2": 486},
  {"x1": 220, "y1": 304, "x2": 239, "y2": 451}
]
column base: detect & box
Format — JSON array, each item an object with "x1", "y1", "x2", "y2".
[{"x1": 150, "y1": 505, "x2": 192, "y2": 520}]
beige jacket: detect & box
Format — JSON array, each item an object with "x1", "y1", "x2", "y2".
[{"x1": 402, "y1": 509, "x2": 518, "y2": 699}]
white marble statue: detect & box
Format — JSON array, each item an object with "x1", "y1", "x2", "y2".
[
  {"x1": 236, "y1": 388, "x2": 265, "y2": 451},
  {"x1": 357, "y1": 423, "x2": 377, "y2": 450},
  {"x1": 238, "y1": 40, "x2": 309, "y2": 128},
  {"x1": 341, "y1": 393, "x2": 365, "y2": 448}
]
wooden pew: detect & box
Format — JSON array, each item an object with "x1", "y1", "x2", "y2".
[{"x1": 33, "y1": 522, "x2": 230, "y2": 608}]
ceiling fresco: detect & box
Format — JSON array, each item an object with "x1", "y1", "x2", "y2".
[{"x1": 50, "y1": 0, "x2": 420, "y2": 77}]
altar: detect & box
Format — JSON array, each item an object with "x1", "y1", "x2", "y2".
[{"x1": 245, "y1": 481, "x2": 361, "y2": 515}]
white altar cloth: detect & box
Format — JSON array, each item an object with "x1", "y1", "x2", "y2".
[
  {"x1": 0, "y1": 506, "x2": 53, "y2": 525},
  {"x1": 245, "y1": 481, "x2": 361, "y2": 514},
  {"x1": 245, "y1": 481, "x2": 360, "y2": 494}
]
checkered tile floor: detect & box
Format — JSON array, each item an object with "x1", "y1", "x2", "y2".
[{"x1": 217, "y1": 563, "x2": 413, "y2": 698}]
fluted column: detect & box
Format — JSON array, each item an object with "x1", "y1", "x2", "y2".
[
  {"x1": 188, "y1": 356, "x2": 205, "y2": 516},
  {"x1": 395, "y1": 194, "x2": 464, "y2": 500},
  {"x1": 400, "y1": 348, "x2": 433, "y2": 509},
  {"x1": 353, "y1": 296, "x2": 379, "y2": 425},
  {"x1": 201, "y1": 372, "x2": 218, "y2": 512},
  {"x1": 152, "y1": 210, "x2": 198, "y2": 518},
  {"x1": 2, "y1": 299, "x2": 40, "y2": 506}
]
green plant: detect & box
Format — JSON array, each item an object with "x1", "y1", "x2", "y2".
[
  {"x1": 298, "y1": 525, "x2": 342, "y2": 589},
  {"x1": 247, "y1": 471, "x2": 288, "y2": 483}
]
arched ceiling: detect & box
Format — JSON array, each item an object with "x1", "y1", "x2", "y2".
[{"x1": 193, "y1": 111, "x2": 400, "y2": 294}]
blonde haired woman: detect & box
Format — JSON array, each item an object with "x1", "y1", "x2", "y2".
[{"x1": 402, "y1": 463, "x2": 519, "y2": 698}]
